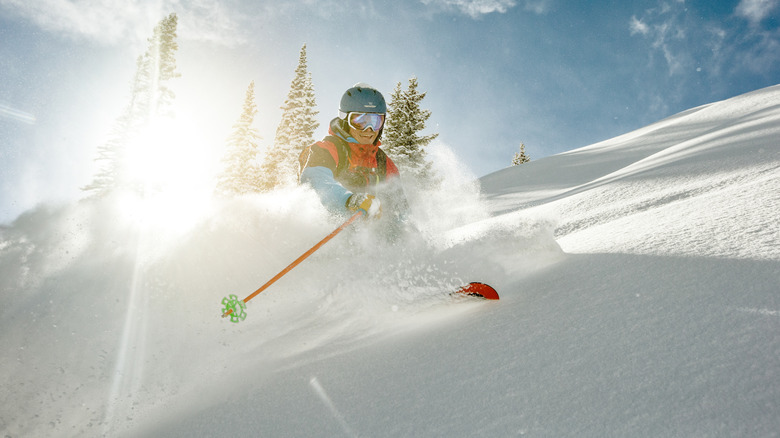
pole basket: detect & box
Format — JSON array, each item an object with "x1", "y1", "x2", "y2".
[{"x1": 221, "y1": 294, "x2": 247, "y2": 323}]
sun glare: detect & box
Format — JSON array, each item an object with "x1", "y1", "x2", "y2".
[{"x1": 119, "y1": 113, "x2": 216, "y2": 233}]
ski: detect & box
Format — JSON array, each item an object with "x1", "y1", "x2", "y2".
[{"x1": 455, "y1": 282, "x2": 499, "y2": 300}]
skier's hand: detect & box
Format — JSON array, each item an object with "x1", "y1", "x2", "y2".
[{"x1": 347, "y1": 193, "x2": 382, "y2": 219}]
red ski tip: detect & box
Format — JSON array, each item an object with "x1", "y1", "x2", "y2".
[{"x1": 456, "y1": 282, "x2": 499, "y2": 300}]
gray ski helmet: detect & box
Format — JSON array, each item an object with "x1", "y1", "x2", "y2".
[{"x1": 339, "y1": 83, "x2": 387, "y2": 116}]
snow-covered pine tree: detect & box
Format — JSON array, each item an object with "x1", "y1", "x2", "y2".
[
  {"x1": 82, "y1": 55, "x2": 146, "y2": 196},
  {"x1": 81, "y1": 112, "x2": 132, "y2": 196},
  {"x1": 215, "y1": 81, "x2": 262, "y2": 196},
  {"x1": 82, "y1": 13, "x2": 180, "y2": 196},
  {"x1": 144, "y1": 13, "x2": 180, "y2": 118},
  {"x1": 512, "y1": 143, "x2": 531, "y2": 166},
  {"x1": 258, "y1": 44, "x2": 319, "y2": 190},
  {"x1": 383, "y1": 77, "x2": 439, "y2": 188}
]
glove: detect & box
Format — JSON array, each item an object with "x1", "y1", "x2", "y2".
[{"x1": 346, "y1": 193, "x2": 382, "y2": 219}]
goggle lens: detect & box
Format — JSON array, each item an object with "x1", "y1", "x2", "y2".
[{"x1": 348, "y1": 112, "x2": 385, "y2": 131}]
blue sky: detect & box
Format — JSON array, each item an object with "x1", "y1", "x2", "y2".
[{"x1": 1, "y1": 0, "x2": 779, "y2": 223}]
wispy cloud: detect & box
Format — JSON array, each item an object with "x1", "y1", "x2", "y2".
[
  {"x1": 629, "y1": 0, "x2": 779, "y2": 83},
  {"x1": 629, "y1": 16, "x2": 650, "y2": 36},
  {"x1": 735, "y1": 0, "x2": 779, "y2": 25},
  {"x1": 176, "y1": 1, "x2": 248, "y2": 46},
  {"x1": 733, "y1": 28, "x2": 780, "y2": 75},
  {"x1": 0, "y1": 0, "x2": 247, "y2": 47},
  {"x1": 628, "y1": 3, "x2": 692, "y2": 76},
  {"x1": 522, "y1": 0, "x2": 552, "y2": 14},
  {"x1": 0, "y1": 0, "x2": 144, "y2": 43},
  {"x1": 420, "y1": 0, "x2": 518, "y2": 18},
  {"x1": 734, "y1": 0, "x2": 780, "y2": 74}
]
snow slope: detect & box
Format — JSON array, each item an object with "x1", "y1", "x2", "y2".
[{"x1": 1, "y1": 84, "x2": 779, "y2": 437}]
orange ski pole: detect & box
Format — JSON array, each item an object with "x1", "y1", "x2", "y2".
[{"x1": 221, "y1": 211, "x2": 363, "y2": 321}]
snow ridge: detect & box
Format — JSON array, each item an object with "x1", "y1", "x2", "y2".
[{"x1": 2, "y1": 85, "x2": 779, "y2": 437}]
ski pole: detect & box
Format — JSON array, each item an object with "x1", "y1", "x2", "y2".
[{"x1": 221, "y1": 211, "x2": 364, "y2": 322}]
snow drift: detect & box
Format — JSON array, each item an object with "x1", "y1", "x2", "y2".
[{"x1": 1, "y1": 85, "x2": 779, "y2": 437}]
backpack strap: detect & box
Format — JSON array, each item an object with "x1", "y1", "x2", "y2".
[
  {"x1": 324, "y1": 135, "x2": 350, "y2": 178},
  {"x1": 375, "y1": 148, "x2": 388, "y2": 179}
]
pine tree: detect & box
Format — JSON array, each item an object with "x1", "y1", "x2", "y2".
[
  {"x1": 512, "y1": 143, "x2": 531, "y2": 166},
  {"x1": 215, "y1": 81, "x2": 262, "y2": 196},
  {"x1": 82, "y1": 108, "x2": 132, "y2": 196},
  {"x1": 259, "y1": 44, "x2": 319, "y2": 190},
  {"x1": 150, "y1": 13, "x2": 180, "y2": 117},
  {"x1": 383, "y1": 77, "x2": 439, "y2": 188},
  {"x1": 122, "y1": 12, "x2": 180, "y2": 129},
  {"x1": 82, "y1": 13, "x2": 180, "y2": 196}
]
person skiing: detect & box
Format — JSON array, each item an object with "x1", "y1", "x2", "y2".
[{"x1": 300, "y1": 83, "x2": 408, "y2": 231}]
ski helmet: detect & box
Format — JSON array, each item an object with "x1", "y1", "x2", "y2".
[{"x1": 339, "y1": 83, "x2": 387, "y2": 116}]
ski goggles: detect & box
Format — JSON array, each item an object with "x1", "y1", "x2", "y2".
[{"x1": 345, "y1": 112, "x2": 385, "y2": 131}]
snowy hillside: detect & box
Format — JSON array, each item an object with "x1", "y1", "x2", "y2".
[{"x1": 1, "y1": 84, "x2": 779, "y2": 437}]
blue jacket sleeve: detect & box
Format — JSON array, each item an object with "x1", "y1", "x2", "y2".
[{"x1": 300, "y1": 166, "x2": 353, "y2": 213}]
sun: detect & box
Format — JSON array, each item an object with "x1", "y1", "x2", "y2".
[{"x1": 119, "y1": 112, "x2": 217, "y2": 233}]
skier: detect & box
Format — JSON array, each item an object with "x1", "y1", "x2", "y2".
[{"x1": 300, "y1": 83, "x2": 409, "y2": 234}]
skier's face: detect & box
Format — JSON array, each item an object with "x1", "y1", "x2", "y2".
[{"x1": 348, "y1": 125, "x2": 379, "y2": 145}]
